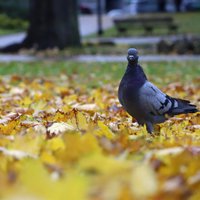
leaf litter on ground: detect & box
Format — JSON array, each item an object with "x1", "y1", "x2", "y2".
[{"x1": 0, "y1": 71, "x2": 199, "y2": 200}]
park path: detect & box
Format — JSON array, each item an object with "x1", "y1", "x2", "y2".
[
  {"x1": 1, "y1": 53, "x2": 200, "y2": 63},
  {"x1": 72, "y1": 54, "x2": 200, "y2": 62}
]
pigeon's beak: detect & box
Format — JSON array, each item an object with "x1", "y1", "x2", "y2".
[{"x1": 128, "y1": 55, "x2": 137, "y2": 61}]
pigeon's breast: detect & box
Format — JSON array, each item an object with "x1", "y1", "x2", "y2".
[
  {"x1": 118, "y1": 79, "x2": 143, "y2": 117},
  {"x1": 118, "y1": 65, "x2": 147, "y2": 120}
]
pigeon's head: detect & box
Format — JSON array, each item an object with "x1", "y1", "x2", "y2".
[{"x1": 127, "y1": 48, "x2": 138, "y2": 65}]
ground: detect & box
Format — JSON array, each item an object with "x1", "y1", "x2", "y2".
[{"x1": 0, "y1": 60, "x2": 199, "y2": 200}]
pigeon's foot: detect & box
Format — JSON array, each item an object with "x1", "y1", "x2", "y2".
[{"x1": 146, "y1": 122, "x2": 154, "y2": 134}]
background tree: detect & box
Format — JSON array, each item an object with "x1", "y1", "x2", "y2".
[
  {"x1": 174, "y1": 0, "x2": 182, "y2": 12},
  {"x1": 1, "y1": 0, "x2": 80, "y2": 52}
]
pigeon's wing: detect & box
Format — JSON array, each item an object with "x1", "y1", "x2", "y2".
[{"x1": 139, "y1": 81, "x2": 178, "y2": 116}]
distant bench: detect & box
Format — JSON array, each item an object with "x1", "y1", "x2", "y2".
[{"x1": 113, "y1": 14, "x2": 178, "y2": 35}]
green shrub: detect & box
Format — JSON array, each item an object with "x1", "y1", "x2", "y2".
[{"x1": 0, "y1": 13, "x2": 28, "y2": 31}]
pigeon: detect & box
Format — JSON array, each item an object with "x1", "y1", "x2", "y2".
[{"x1": 118, "y1": 48, "x2": 198, "y2": 133}]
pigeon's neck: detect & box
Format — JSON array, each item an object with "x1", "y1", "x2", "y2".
[
  {"x1": 126, "y1": 63, "x2": 142, "y2": 73},
  {"x1": 125, "y1": 63, "x2": 147, "y2": 83},
  {"x1": 128, "y1": 61, "x2": 138, "y2": 67}
]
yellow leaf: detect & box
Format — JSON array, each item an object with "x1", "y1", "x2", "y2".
[
  {"x1": 53, "y1": 111, "x2": 66, "y2": 122},
  {"x1": 70, "y1": 111, "x2": 88, "y2": 130},
  {"x1": 95, "y1": 121, "x2": 115, "y2": 139},
  {"x1": 9, "y1": 133, "x2": 43, "y2": 157},
  {"x1": 0, "y1": 120, "x2": 19, "y2": 135},
  {"x1": 131, "y1": 164, "x2": 158, "y2": 198},
  {"x1": 46, "y1": 137, "x2": 65, "y2": 151},
  {"x1": 0, "y1": 146, "x2": 37, "y2": 159},
  {"x1": 76, "y1": 111, "x2": 88, "y2": 130},
  {"x1": 61, "y1": 172, "x2": 89, "y2": 200},
  {"x1": 31, "y1": 100, "x2": 47, "y2": 114},
  {"x1": 20, "y1": 159, "x2": 53, "y2": 199},
  {"x1": 79, "y1": 152, "x2": 131, "y2": 175},
  {"x1": 189, "y1": 191, "x2": 200, "y2": 200},
  {"x1": 0, "y1": 156, "x2": 8, "y2": 171},
  {"x1": 20, "y1": 97, "x2": 32, "y2": 107},
  {"x1": 57, "y1": 133, "x2": 101, "y2": 163},
  {"x1": 40, "y1": 151, "x2": 56, "y2": 165},
  {"x1": 20, "y1": 160, "x2": 88, "y2": 200}
]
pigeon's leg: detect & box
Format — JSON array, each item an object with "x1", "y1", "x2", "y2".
[
  {"x1": 145, "y1": 122, "x2": 154, "y2": 134},
  {"x1": 153, "y1": 116, "x2": 166, "y2": 124}
]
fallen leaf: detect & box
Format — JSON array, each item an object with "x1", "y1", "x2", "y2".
[
  {"x1": 47, "y1": 122, "x2": 75, "y2": 136},
  {"x1": 0, "y1": 146, "x2": 37, "y2": 159}
]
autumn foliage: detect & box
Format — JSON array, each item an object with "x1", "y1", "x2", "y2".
[{"x1": 0, "y1": 72, "x2": 199, "y2": 200}]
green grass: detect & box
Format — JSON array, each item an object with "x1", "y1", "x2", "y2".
[
  {"x1": 102, "y1": 12, "x2": 200, "y2": 37},
  {"x1": 0, "y1": 29, "x2": 20, "y2": 35},
  {"x1": 0, "y1": 14, "x2": 28, "y2": 35},
  {"x1": 0, "y1": 61, "x2": 199, "y2": 88},
  {"x1": 175, "y1": 12, "x2": 200, "y2": 35}
]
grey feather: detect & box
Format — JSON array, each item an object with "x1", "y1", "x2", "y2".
[{"x1": 139, "y1": 81, "x2": 176, "y2": 115}]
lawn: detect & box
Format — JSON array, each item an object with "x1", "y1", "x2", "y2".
[
  {"x1": 0, "y1": 60, "x2": 199, "y2": 86},
  {"x1": 0, "y1": 60, "x2": 199, "y2": 199},
  {"x1": 102, "y1": 12, "x2": 200, "y2": 37}
]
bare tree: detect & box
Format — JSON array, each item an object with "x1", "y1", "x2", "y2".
[{"x1": 1, "y1": 0, "x2": 80, "y2": 52}]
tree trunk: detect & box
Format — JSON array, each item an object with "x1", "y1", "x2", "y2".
[{"x1": 1, "y1": 0, "x2": 81, "y2": 52}]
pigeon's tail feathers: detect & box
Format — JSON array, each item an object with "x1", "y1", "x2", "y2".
[
  {"x1": 176, "y1": 98, "x2": 198, "y2": 113},
  {"x1": 169, "y1": 98, "x2": 198, "y2": 116}
]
